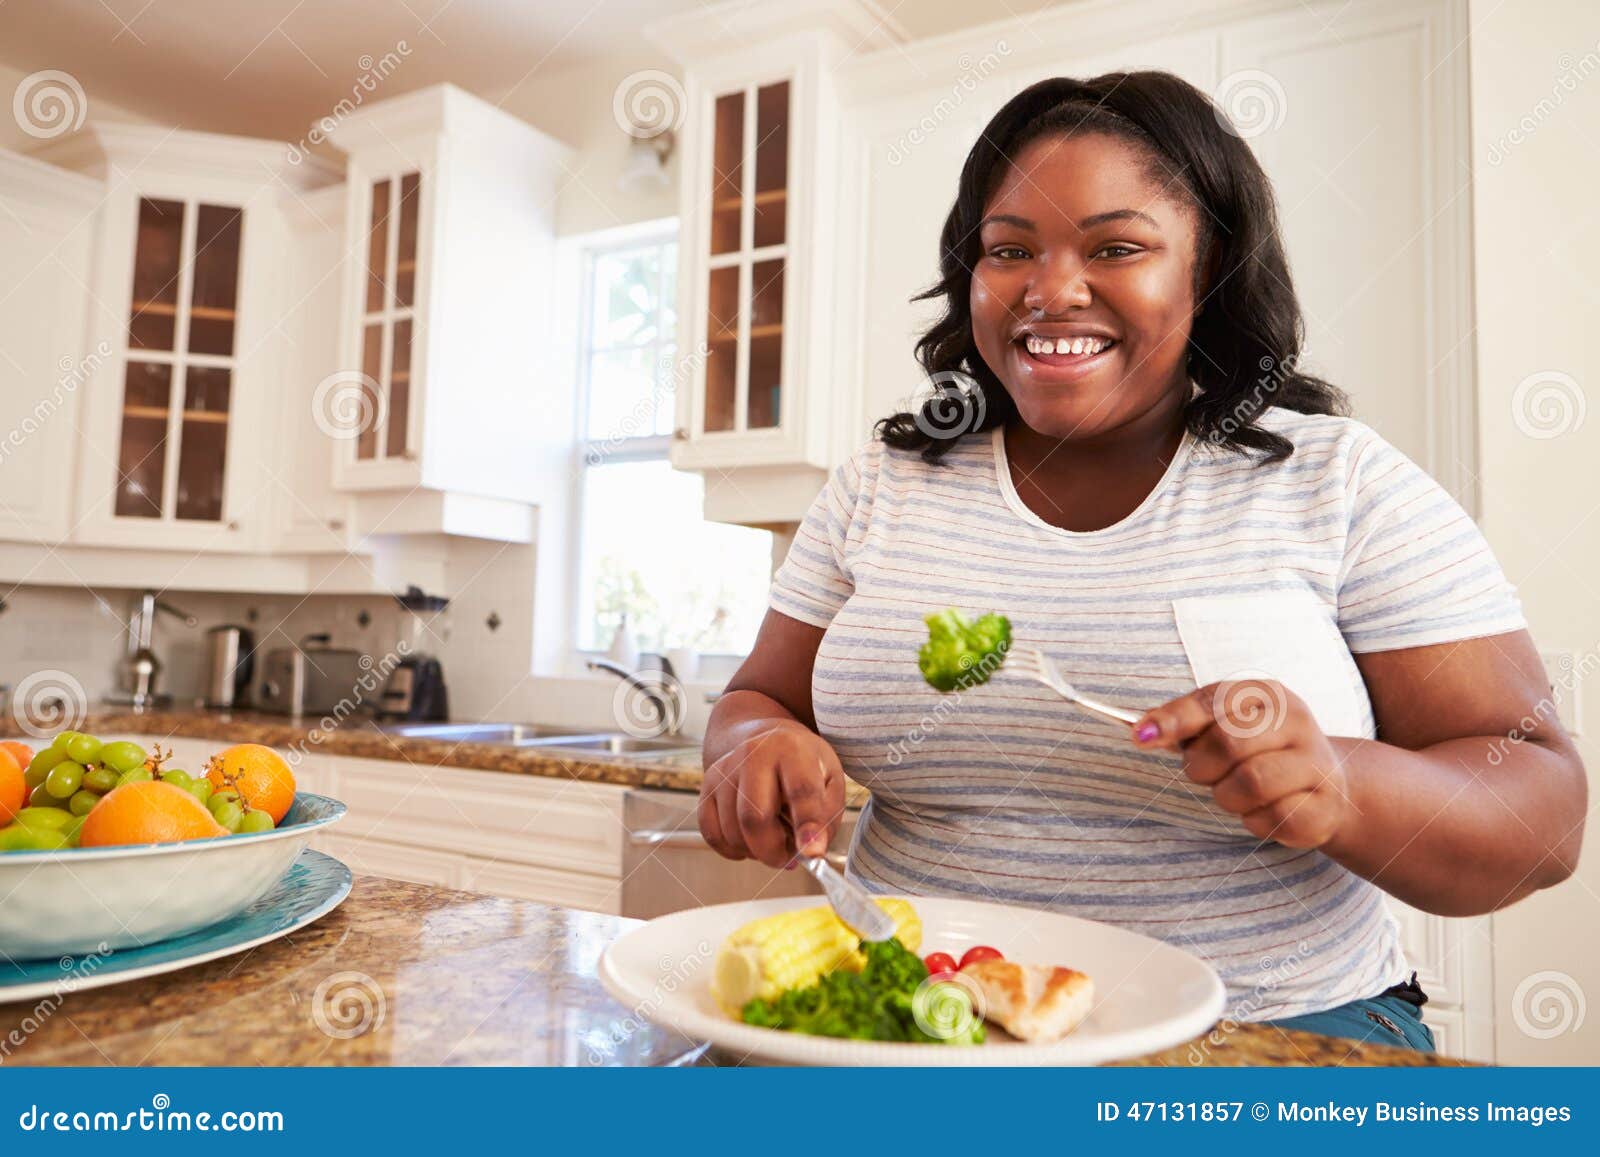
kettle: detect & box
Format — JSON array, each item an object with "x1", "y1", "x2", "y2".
[{"x1": 204, "y1": 625, "x2": 255, "y2": 710}]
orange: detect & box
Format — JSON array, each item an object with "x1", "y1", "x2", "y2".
[
  {"x1": 206, "y1": 744, "x2": 296, "y2": 823},
  {"x1": 0, "y1": 748, "x2": 24, "y2": 824},
  {"x1": 0, "y1": 740, "x2": 32, "y2": 771},
  {"x1": 79, "y1": 781, "x2": 227, "y2": 847}
]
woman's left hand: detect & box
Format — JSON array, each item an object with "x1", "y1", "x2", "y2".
[{"x1": 1130, "y1": 678, "x2": 1354, "y2": 849}]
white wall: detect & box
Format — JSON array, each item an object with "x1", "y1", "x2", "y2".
[
  {"x1": 492, "y1": 51, "x2": 683, "y2": 238},
  {"x1": 1470, "y1": 0, "x2": 1600, "y2": 1066}
]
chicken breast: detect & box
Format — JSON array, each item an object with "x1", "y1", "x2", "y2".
[{"x1": 960, "y1": 960, "x2": 1095, "y2": 1043}]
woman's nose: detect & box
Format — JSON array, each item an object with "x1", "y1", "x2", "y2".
[{"x1": 1023, "y1": 255, "x2": 1092, "y2": 312}]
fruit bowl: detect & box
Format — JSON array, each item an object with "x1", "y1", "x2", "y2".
[{"x1": 0, "y1": 793, "x2": 346, "y2": 960}]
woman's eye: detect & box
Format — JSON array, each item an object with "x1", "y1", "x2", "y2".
[
  {"x1": 1094, "y1": 244, "x2": 1142, "y2": 260},
  {"x1": 988, "y1": 245, "x2": 1030, "y2": 260}
]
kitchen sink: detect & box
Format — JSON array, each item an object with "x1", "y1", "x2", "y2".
[
  {"x1": 536, "y1": 736, "x2": 700, "y2": 757},
  {"x1": 371, "y1": 721, "x2": 698, "y2": 759},
  {"x1": 371, "y1": 722, "x2": 595, "y2": 745}
]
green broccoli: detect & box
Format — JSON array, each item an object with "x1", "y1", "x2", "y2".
[
  {"x1": 918, "y1": 608, "x2": 1012, "y2": 692},
  {"x1": 741, "y1": 937, "x2": 984, "y2": 1045}
]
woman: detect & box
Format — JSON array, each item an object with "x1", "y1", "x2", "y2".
[{"x1": 698, "y1": 72, "x2": 1586, "y2": 1050}]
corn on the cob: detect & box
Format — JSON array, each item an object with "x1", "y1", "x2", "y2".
[{"x1": 711, "y1": 898, "x2": 921, "y2": 1013}]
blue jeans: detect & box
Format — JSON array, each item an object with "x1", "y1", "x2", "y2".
[{"x1": 1265, "y1": 974, "x2": 1435, "y2": 1052}]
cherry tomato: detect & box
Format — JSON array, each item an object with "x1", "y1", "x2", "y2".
[
  {"x1": 923, "y1": 952, "x2": 958, "y2": 977},
  {"x1": 959, "y1": 945, "x2": 1004, "y2": 969}
]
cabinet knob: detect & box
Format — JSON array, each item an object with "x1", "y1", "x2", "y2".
[
  {"x1": 327, "y1": 518, "x2": 345, "y2": 530},
  {"x1": 673, "y1": 426, "x2": 688, "y2": 441},
  {"x1": 227, "y1": 520, "x2": 240, "y2": 531}
]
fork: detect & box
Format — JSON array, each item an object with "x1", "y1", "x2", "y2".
[{"x1": 1010, "y1": 646, "x2": 1143, "y2": 726}]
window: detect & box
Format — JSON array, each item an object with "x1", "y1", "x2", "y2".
[{"x1": 575, "y1": 233, "x2": 772, "y2": 658}]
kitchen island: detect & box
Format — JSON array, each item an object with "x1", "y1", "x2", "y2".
[{"x1": 4, "y1": 875, "x2": 1468, "y2": 1067}]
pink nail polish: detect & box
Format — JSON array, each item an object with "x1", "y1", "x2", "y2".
[{"x1": 1137, "y1": 721, "x2": 1160, "y2": 742}]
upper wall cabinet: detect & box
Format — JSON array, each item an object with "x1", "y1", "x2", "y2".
[
  {"x1": 324, "y1": 85, "x2": 576, "y2": 540},
  {"x1": 0, "y1": 151, "x2": 100, "y2": 544},
  {"x1": 34, "y1": 125, "x2": 337, "y2": 553},
  {"x1": 648, "y1": 0, "x2": 904, "y2": 490}
]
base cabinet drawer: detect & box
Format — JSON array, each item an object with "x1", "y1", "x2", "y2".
[
  {"x1": 317, "y1": 834, "x2": 468, "y2": 890},
  {"x1": 465, "y1": 859, "x2": 621, "y2": 915}
]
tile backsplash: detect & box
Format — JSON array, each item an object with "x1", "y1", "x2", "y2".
[{"x1": 0, "y1": 584, "x2": 427, "y2": 710}]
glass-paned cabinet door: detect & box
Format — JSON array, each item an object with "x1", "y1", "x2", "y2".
[
  {"x1": 115, "y1": 197, "x2": 242, "y2": 521},
  {"x1": 701, "y1": 79, "x2": 789, "y2": 435},
  {"x1": 356, "y1": 171, "x2": 422, "y2": 460}
]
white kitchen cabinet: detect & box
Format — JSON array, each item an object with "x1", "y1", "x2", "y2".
[
  {"x1": 647, "y1": 2, "x2": 902, "y2": 520},
  {"x1": 33, "y1": 126, "x2": 337, "y2": 553},
  {"x1": 0, "y1": 150, "x2": 100, "y2": 543},
  {"x1": 270, "y1": 184, "x2": 355, "y2": 554},
  {"x1": 322, "y1": 85, "x2": 576, "y2": 542}
]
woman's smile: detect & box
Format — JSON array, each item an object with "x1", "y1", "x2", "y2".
[{"x1": 1011, "y1": 325, "x2": 1121, "y2": 385}]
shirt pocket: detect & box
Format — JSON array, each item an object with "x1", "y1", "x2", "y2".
[{"x1": 1171, "y1": 585, "x2": 1375, "y2": 739}]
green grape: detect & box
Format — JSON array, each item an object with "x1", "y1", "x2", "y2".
[
  {"x1": 28, "y1": 783, "x2": 59, "y2": 808},
  {"x1": 0, "y1": 825, "x2": 38, "y2": 851},
  {"x1": 115, "y1": 767, "x2": 153, "y2": 787},
  {"x1": 14, "y1": 807, "x2": 73, "y2": 831},
  {"x1": 238, "y1": 809, "x2": 274, "y2": 834},
  {"x1": 160, "y1": 769, "x2": 194, "y2": 791},
  {"x1": 211, "y1": 801, "x2": 244, "y2": 832},
  {"x1": 44, "y1": 761, "x2": 84, "y2": 800},
  {"x1": 25, "y1": 747, "x2": 67, "y2": 788},
  {"x1": 211, "y1": 788, "x2": 240, "y2": 808},
  {"x1": 98, "y1": 740, "x2": 147, "y2": 774},
  {"x1": 83, "y1": 766, "x2": 119, "y2": 793},
  {"x1": 68, "y1": 790, "x2": 100, "y2": 817},
  {"x1": 64, "y1": 734, "x2": 102, "y2": 764},
  {"x1": 186, "y1": 778, "x2": 213, "y2": 805},
  {"x1": 62, "y1": 815, "x2": 85, "y2": 846},
  {"x1": 49, "y1": 731, "x2": 82, "y2": 753},
  {"x1": 27, "y1": 828, "x2": 70, "y2": 851}
]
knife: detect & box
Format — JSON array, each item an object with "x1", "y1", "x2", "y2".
[{"x1": 798, "y1": 855, "x2": 898, "y2": 942}]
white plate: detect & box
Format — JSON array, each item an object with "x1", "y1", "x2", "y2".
[{"x1": 599, "y1": 894, "x2": 1227, "y2": 1066}]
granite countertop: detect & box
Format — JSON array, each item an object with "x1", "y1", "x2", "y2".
[
  {"x1": 27, "y1": 709, "x2": 873, "y2": 805},
  {"x1": 5, "y1": 876, "x2": 1469, "y2": 1068},
  {"x1": 55, "y1": 708, "x2": 710, "y2": 793}
]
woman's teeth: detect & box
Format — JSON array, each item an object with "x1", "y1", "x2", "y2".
[{"x1": 1022, "y1": 335, "x2": 1114, "y2": 357}]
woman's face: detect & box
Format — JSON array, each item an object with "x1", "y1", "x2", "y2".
[{"x1": 970, "y1": 132, "x2": 1204, "y2": 440}]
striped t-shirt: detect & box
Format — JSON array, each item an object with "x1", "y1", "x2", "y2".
[{"x1": 769, "y1": 406, "x2": 1526, "y2": 1020}]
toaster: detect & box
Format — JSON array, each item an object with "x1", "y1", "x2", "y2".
[{"x1": 257, "y1": 640, "x2": 367, "y2": 716}]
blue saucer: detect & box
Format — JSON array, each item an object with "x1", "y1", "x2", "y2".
[{"x1": 0, "y1": 848, "x2": 353, "y2": 1003}]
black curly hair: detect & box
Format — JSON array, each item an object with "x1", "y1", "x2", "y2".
[{"x1": 877, "y1": 70, "x2": 1346, "y2": 462}]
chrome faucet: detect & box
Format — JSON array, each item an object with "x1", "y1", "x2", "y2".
[
  {"x1": 587, "y1": 654, "x2": 684, "y2": 737},
  {"x1": 110, "y1": 590, "x2": 198, "y2": 709}
]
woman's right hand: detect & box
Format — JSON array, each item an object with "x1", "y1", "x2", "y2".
[{"x1": 697, "y1": 720, "x2": 846, "y2": 869}]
